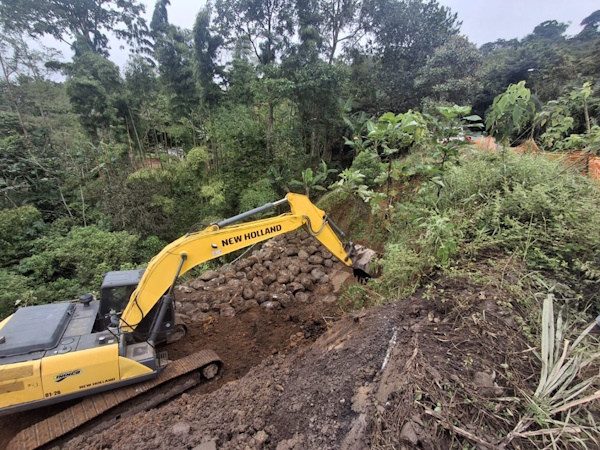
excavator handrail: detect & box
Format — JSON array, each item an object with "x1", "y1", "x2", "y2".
[{"x1": 120, "y1": 193, "x2": 355, "y2": 332}]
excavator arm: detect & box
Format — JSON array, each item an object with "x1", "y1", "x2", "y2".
[{"x1": 121, "y1": 193, "x2": 373, "y2": 332}]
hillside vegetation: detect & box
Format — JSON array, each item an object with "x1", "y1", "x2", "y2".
[{"x1": 0, "y1": 1, "x2": 600, "y2": 447}]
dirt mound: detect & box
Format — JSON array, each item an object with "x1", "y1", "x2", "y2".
[
  {"x1": 63, "y1": 301, "x2": 400, "y2": 450},
  {"x1": 62, "y1": 257, "x2": 538, "y2": 450},
  {"x1": 2, "y1": 235, "x2": 564, "y2": 450}
]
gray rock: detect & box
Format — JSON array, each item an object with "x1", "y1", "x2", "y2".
[
  {"x1": 255, "y1": 291, "x2": 270, "y2": 304},
  {"x1": 207, "y1": 276, "x2": 226, "y2": 287},
  {"x1": 251, "y1": 277, "x2": 265, "y2": 290},
  {"x1": 473, "y1": 371, "x2": 503, "y2": 396},
  {"x1": 231, "y1": 296, "x2": 245, "y2": 309},
  {"x1": 323, "y1": 259, "x2": 334, "y2": 268},
  {"x1": 245, "y1": 300, "x2": 259, "y2": 308},
  {"x1": 269, "y1": 282, "x2": 287, "y2": 294},
  {"x1": 298, "y1": 249, "x2": 309, "y2": 259},
  {"x1": 277, "y1": 270, "x2": 292, "y2": 284},
  {"x1": 254, "y1": 430, "x2": 269, "y2": 445},
  {"x1": 220, "y1": 305, "x2": 236, "y2": 318},
  {"x1": 286, "y1": 282, "x2": 305, "y2": 293},
  {"x1": 188, "y1": 279, "x2": 205, "y2": 290},
  {"x1": 192, "y1": 440, "x2": 217, "y2": 450},
  {"x1": 295, "y1": 292, "x2": 310, "y2": 303},
  {"x1": 199, "y1": 270, "x2": 220, "y2": 282},
  {"x1": 284, "y1": 247, "x2": 298, "y2": 256},
  {"x1": 228, "y1": 278, "x2": 242, "y2": 288},
  {"x1": 308, "y1": 255, "x2": 324, "y2": 265},
  {"x1": 306, "y1": 245, "x2": 318, "y2": 255},
  {"x1": 263, "y1": 273, "x2": 277, "y2": 285},
  {"x1": 321, "y1": 295, "x2": 337, "y2": 304},
  {"x1": 243, "y1": 287, "x2": 255, "y2": 300},
  {"x1": 272, "y1": 293, "x2": 292, "y2": 307},
  {"x1": 311, "y1": 268, "x2": 327, "y2": 283},
  {"x1": 261, "y1": 301, "x2": 281, "y2": 310},
  {"x1": 296, "y1": 274, "x2": 315, "y2": 291},
  {"x1": 171, "y1": 422, "x2": 191, "y2": 435},
  {"x1": 224, "y1": 272, "x2": 238, "y2": 281},
  {"x1": 399, "y1": 421, "x2": 418, "y2": 445},
  {"x1": 299, "y1": 264, "x2": 314, "y2": 273}
]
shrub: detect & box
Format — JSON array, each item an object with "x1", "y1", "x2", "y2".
[
  {"x1": 350, "y1": 151, "x2": 384, "y2": 188},
  {"x1": 0, "y1": 269, "x2": 34, "y2": 319},
  {"x1": 437, "y1": 153, "x2": 600, "y2": 281},
  {"x1": 238, "y1": 180, "x2": 278, "y2": 213},
  {"x1": 0, "y1": 205, "x2": 44, "y2": 265},
  {"x1": 18, "y1": 226, "x2": 140, "y2": 303},
  {"x1": 379, "y1": 151, "x2": 600, "y2": 306}
]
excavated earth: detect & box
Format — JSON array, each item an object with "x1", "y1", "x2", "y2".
[{"x1": 0, "y1": 231, "x2": 549, "y2": 449}]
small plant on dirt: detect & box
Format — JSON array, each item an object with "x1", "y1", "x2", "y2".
[
  {"x1": 328, "y1": 168, "x2": 376, "y2": 202},
  {"x1": 501, "y1": 294, "x2": 600, "y2": 448},
  {"x1": 418, "y1": 212, "x2": 461, "y2": 266},
  {"x1": 338, "y1": 283, "x2": 383, "y2": 311}
]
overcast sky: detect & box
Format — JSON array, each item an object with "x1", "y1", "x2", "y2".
[
  {"x1": 44, "y1": 0, "x2": 600, "y2": 68},
  {"x1": 437, "y1": 0, "x2": 598, "y2": 44},
  {"x1": 158, "y1": 0, "x2": 598, "y2": 43}
]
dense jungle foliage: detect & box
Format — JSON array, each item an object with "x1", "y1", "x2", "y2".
[{"x1": 0, "y1": 0, "x2": 599, "y2": 319}]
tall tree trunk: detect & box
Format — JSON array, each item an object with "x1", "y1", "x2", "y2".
[{"x1": 267, "y1": 102, "x2": 274, "y2": 158}]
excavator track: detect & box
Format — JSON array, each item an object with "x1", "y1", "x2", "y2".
[{"x1": 7, "y1": 349, "x2": 222, "y2": 450}]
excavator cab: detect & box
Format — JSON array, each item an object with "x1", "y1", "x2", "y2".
[
  {"x1": 99, "y1": 270, "x2": 143, "y2": 319},
  {"x1": 97, "y1": 270, "x2": 183, "y2": 344}
]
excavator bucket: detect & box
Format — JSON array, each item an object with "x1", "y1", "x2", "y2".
[{"x1": 351, "y1": 244, "x2": 380, "y2": 283}]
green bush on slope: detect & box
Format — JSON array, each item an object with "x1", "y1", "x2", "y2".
[{"x1": 380, "y1": 152, "x2": 600, "y2": 305}]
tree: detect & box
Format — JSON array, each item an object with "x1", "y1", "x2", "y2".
[
  {"x1": 214, "y1": 0, "x2": 295, "y2": 66},
  {"x1": 150, "y1": 0, "x2": 170, "y2": 36},
  {"x1": 295, "y1": 0, "x2": 364, "y2": 64},
  {"x1": 282, "y1": 31, "x2": 347, "y2": 160},
  {"x1": 64, "y1": 38, "x2": 122, "y2": 139},
  {"x1": 0, "y1": 31, "x2": 30, "y2": 136},
  {"x1": 193, "y1": 7, "x2": 223, "y2": 107},
  {"x1": 215, "y1": 0, "x2": 296, "y2": 156},
  {"x1": 528, "y1": 20, "x2": 568, "y2": 41},
  {"x1": 355, "y1": 0, "x2": 460, "y2": 112},
  {"x1": 154, "y1": 26, "x2": 200, "y2": 118},
  {"x1": 485, "y1": 81, "x2": 536, "y2": 146},
  {"x1": 578, "y1": 10, "x2": 600, "y2": 39},
  {"x1": 416, "y1": 36, "x2": 481, "y2": 105},
  {"x1": 0, "y1": 0, "x2": 150, "y2": 56}
]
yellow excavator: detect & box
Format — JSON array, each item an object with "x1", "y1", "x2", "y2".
[{"x1": 0, "y1": 193, "x2": 375, "y2": 447}]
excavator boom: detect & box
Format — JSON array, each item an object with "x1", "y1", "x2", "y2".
[{"x1": 121, "y1": 193, "x2": 370, "y2": 332}]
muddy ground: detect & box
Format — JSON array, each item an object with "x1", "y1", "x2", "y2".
[{"x1": 0, "y1": 232, "x2": 581, "y2": 449}]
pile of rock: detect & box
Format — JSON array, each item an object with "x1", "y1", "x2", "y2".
[{"x1": 175, "y1": 230, "x2": 347, "y2": 320}]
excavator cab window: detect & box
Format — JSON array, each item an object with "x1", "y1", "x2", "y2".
[
  {"x1": 99, "y1": 269, "x2": 145, "y2": 323},
  {"x1": 101, "y1": 285, "x2": 137, "y2": 316}
]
